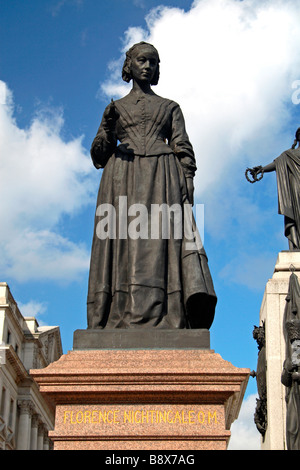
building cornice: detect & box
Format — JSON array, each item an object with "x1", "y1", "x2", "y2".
[{"x1": 1, "y1": 345, "x2": 29, "y2": 383}]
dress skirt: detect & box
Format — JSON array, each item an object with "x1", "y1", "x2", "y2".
[{"x1": 87, "y1": 149, "x2": 216, "y2": 329}]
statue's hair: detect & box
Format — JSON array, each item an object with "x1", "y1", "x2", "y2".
[
  {"x1": 122, "y1": 42, "x2": 160, "y2": 85},
  {"x1": 291, "y1": 127, "x2": 300, "y2": 149}
]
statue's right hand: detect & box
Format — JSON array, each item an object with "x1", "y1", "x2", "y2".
[
  {"x1": 245, "y1": 165, "x2": 264, "y2": 183},
  {"x1": 252, "y1": 166, "x2": 263, "y2": 175},
  {"x1": 103, "y1": 99, "x2": 120, "y2": 130}
]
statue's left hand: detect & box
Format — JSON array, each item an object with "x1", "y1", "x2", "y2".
[
  {"x1": 103, "y1": 99, "x2": 120, "y2": 131},
  {"x1": 186, "y1": 178, "x2": 194, "y2": 206}
]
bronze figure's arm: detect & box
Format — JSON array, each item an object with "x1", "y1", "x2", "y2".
[{"x1": 90, "y1": 99, "x2": 119, "y2": 169}]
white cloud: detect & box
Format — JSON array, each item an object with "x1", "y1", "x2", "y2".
[
  {"x1": 18, "y1": 300, "x2": 47, "y2": 318},
  {"x1": 133, "y1": 0, "x2": 146, "y2": 9},
  {"x1": 50, "y1": 0, "x2": 83, "y2": 17},
  {"x1": 219, "y1": 252, "x2": 277, "y2": 290},
  {"x1": 0, "y1": 80, "x2": 93, "y2": 282},
  {"x1": 98, "y1": 0, "x2": 300, "y2": 290},
  {"x1": 228, "y1": 393, "x2": 261, "y2": 450},
  {"x1": 1, "y1": 229, "x2": 90, "y2": 283},
  {"x1": 17, "y1": 300, "x2": 48, "y2": 326},
  {"x1": 100, "y1": 0, "x2": 300, "y2": 197}
]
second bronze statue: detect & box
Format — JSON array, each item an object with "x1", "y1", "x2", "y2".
[{"x1": 246, "y1": 127, "x2": 300, "y2": 251}]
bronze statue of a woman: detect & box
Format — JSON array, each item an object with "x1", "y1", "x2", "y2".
[
  {"x1": 246, "y1": 128, "x2": 300, "y2": 250},
  {"x1": 87, "y1": 42, "x2": 216, "y2": 330}
]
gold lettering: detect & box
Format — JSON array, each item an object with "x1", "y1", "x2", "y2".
[
  {"x1": 198, "y1": 411, "x2": 205, "y2": 424},
  {"x1": 159, "y1": 411, "x2": 166, "y2": 423},
  {"x1": 70, "y1": 411, "x2": 76, "y2": 424},
  {"x1": 188, "y1": 410, "x2": 195, "y2": 424},
  {"x1": 149, "y1": 410, "x2": 155, "y2": 424},
  {"x1": 62, "y1": 407, "x2": 218, "y2": 426},
  {"x1": 167, "y1": 411, "x2": 173, "y2": 423},
  {"x1": 141, "y1": 410, "x2": 148, "y2": 424},
  {"x1": 135, "y1": 411, "x2": 142, "y2": 424},
  {"x1": 106, "y1": 411, "x2": 113, "y2": 424},
  {"x1": 181, "y1": 411, "x2": 188, "y2": 424},
  {"x1": 123, "y1": 411, "x2": 132, "y2": 423},
  {"x1": 98, "y1": 411, "x2": 107, "y2": 423},
  {"x1": 114, "y1": 410, "x2": 120, "y2": 424},
  {"x1": 208, "y1": 411, "x2": 217, "y2": 424},
  {"x1": 76, "y1": 411, "x2": 84, "y2": 424},
  {"x1": 84, "y1": 410, "x2": 91, "y2": 423},
  {"x1": 63, "y1": 411, "x2": 70, "y2": 424}
]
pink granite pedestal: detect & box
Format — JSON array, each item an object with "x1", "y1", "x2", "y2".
[{"x1": 31, "y1": 348, "x2": 249, "y2": 450}]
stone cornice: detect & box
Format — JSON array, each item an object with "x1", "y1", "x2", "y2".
[{"x1": 2, "y1": 345, "x2": 29, "y2": 383}]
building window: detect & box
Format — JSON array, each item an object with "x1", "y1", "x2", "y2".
[
  {"x1": 8, "y1": 399, "x2": 14, "y2": 429},
  {"x1": 0, "y1": 387, "x2": 6, "y2": 417},
  {"x1": 6, "y1": 330, "x2": 11, "y2": 345}
]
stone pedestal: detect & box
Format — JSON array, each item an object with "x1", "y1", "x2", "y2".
[
  {"x1": 31, "y1": 330, "x2": 249, "y2": 451},
  {"x1": 259, "y1": 251, "x2": 300, "y2": 450}
]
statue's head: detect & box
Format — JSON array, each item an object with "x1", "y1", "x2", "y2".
[{"x1": 122, "y1": 42, "x2": 160, "y2": 86}]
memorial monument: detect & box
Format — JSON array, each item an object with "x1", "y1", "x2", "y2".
[
  {"x1": 246, "y1": 129, "x2": 300, "y2": 449},
  {"x1": 31, "y1": 43, "x2": 249, "y2": 450}
]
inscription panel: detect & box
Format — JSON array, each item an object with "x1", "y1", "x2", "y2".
[{"x1": 55, "y1": 404, "x2": 224, "y2": 437}]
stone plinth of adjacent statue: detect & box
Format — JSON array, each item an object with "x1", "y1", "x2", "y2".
[
  {"x1": 258, "y1": 250, "x2": 300, "y2": 450},
  {"x1": 31, "y1": 330, "x2": 249, "y2": 450}
]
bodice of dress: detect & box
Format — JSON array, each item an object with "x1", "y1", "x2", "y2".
[{"x1": 91, "y1": 90, "x2": 197, "y2": 178}]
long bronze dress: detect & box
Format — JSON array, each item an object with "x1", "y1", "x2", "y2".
[{"x1": 87, "y1": 90, "x2": 216, "y2": 329}]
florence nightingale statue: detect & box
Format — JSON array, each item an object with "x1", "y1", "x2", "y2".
[{"x1": 87, "y1": 42, "x2": 217, "y2": 330}]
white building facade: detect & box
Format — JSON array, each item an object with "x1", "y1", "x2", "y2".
[{"x1": 0, "y1": 282, "x2": 63, "y2": 450}]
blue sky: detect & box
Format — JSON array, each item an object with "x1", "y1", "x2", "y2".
[{"x1": 1, "y1": 0, "x2": 300, "y2": 449}]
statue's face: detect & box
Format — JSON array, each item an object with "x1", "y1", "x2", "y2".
[{"x1": 130, "y1": 46, "x2": 158, "y2": 84}]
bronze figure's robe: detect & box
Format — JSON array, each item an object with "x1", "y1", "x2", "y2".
[{"x1": 275, "y1": 148, "x2": 300, "y2": 249}]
